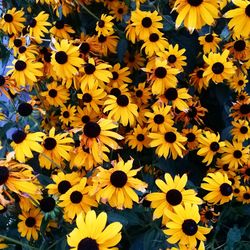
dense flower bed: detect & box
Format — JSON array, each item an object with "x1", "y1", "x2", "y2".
[{"x1": 0, "y1": 0, "x2": 249, "y2": 249}]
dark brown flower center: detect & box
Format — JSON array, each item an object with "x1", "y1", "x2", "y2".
[
  {"x1": 81, "y1": 115, "x2": 90, "y2": 124},
  {"x1": 220, "y1": 183, "x2": 233, "y2": 196},
  {"x1": 205, "y1": 34, "x2": 214, "y2": 42},
  {"x1": 55, "y1": 51, "x2": 68, "y2": 64},
  {"x1": 63, "y1": 111, "x2": 70, "y2": 118},
  {"x1": 14, "y1": 38, "x2": 22, "y2": 47},
  {"x1": 4, "y1": 14, "x2": 13, "y2": 22},
  {"x1": 25, "y1": 217, "x2": 36, "y2": 227},
  {"x1": 187, "y1": 0, "x2": 203, "y2": 6},
  {"x1": 80, "y1": 43, "x2": 90, "y2": 54},
  {"x1": 168, "y1": 55, "x2": 177, "y2": 64},
  {"x1": 187, "y1": 107, "x2": 198, "y2": 118},
  {"x1": 164, "y1": 88, "x2": 178, "y2": 101},
  {"x1": 135, "y1": 90, "x2": 143, "y2": 97},
  {"x1": 19, "y1": 46, "x2": 26, "y2": 53},
  {"x1": 49, "y1": 89, "x2": 57, "y2": 98},
  {"x1": 141, "y1": 17, "x2": 152, "y2": 28},
  {"x1": 0, "y1": 166, "x2": 9, "y2": 185},
  {"x1": 238, "y1": 80, "x2": 244, "y2": 86},
  {"x1": 112, "y1": 71, "x2": 119, "y2": 80},
  {"x1": 164, "y1": 132, "x2": 177, "y2": 143},
  {"x1": 70, "y1": 191, "x2": 83, "y2": 204},
  {"x1": 166, "y1": 189, "x2": 182, "y2": 205},
  {"x1": 245, "y1": 4, "x2": 250, "y2": 17},
  {"x1": 155, "y1": 67, "x2": 167, "y2": 78},
  {"x1": 212, "y1": 62, "x2": 224, "y2": 74},
  {"x1": 233, "y1": 150, "x2": 242, "y2": 159},
  {"x1": 12, "y1": 130, "x2": 27, "y2": 144},
  {"x1": 29, "y1": 19, "x2": 37, "y2": 28},
  {"x1": 205, "y1": 211, "x2": 213, "y2": 220},
  {"x1": 82, "y1": 93, "x2": 92, "y2": 103},
  {"x1": 243, "y1": 193, "x2": 250, "y2": 200},
  {"x1": 154, "y1": 114, "x2": 164, "y2": 124},
  {"x1": 110, "y1": 88, "x2": 121, "y2": 97},
  {"x1": 0, "y1": 75, "x2": 5, "y2": 86},
  {"x1": 78, "y1": 238, "x2": 99, "y2": 250},
  {"x1": 84, "y1": 122, "x2": 101, "y2": 138},
  {"x1": 118, "y1": 8, "x2": 124, "y2": 14},
  {"x1": 98, "y1": 35, "x2": 107, "y2": 43},
  {"x1": 55, "y1": 20, "x2": 64, "y2": 29},
  {"x1": 15, "y1": 60, "x2": 27, "y2": 71},
  {"x1": 197, "y1": 69, "x2": 204, "y2": 78},
  {"x1": 149, "y1": 33, "x2": 159, "y2": 42},
  {"x1": 116, "y1": 94, "x2": 129, "y2": 107},
  {"x1": 98, "y1": 20, "x2": 105, "y2": 28},
  {"x1": 240, "y1": 104, "x2": 250, "y2": 115},
  {"x1": 58, "y1": 180, "x2": 71, "y2": 194},
  {"x1": 84, "y1": 64, "x2": 96, "y2": 75},
  {"x1": 110, "y1": 170, "x2": 128, "y2": 188},
  {"x1": 182, "y1": 219, "x2": 198, "y2": 235},
  {"x1": 210, "y1": 141, "x2": 220, "y2": 152},
  {"x1": 186, "y1": 132, "x2": 196, "y2": 142},
  {"x1": 18, "y1": 102, "x2": 33, "y2": 117},
  {"x1": 245, "y1": 168, "x2": 250, "y2": 176},
  {"x1": 234, "y1": 40, "x2": 246, "y2": 51},
  {"x1": 44, "y1": 137, "x2": 57, "y2": 150},
  {"x1": 136, "y1": 134, "x2": 145, "y2": 142},
  {"x1": 40, "y1": 197, "x2": 56, "y2": 212}
]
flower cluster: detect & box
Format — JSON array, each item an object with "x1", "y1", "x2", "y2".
[{"x1": 0, "y1": 0, "x2": 249, "y2": 249}]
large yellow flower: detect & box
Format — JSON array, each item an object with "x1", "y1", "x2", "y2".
[
  {"x1": 173, "y1": 0, "x2": 219, "y2": 32},
  {"x1": 163, "y1": 203, "x2": 212, "y2": 249},
  {"x1": 7, "y1": 56, "x2": 43, "y2": 88},
  {"x1": 146, "y1": 173, "x2": 202, "y2": 221},
  {"x1": 0, "y1": 8, "x2": 26, "y2": 35},
  {"x1": 91, "y1": 158, "x2": 148, "y2": 209},
  {"x1": 67, "y1": 210, "x2": 122, "y2": 250},
  {"x1": 149, "y1": 128, "x2": 187, "y2": 159},
  {"x1": 201, "y1": 172, "x2": 233, "y2": 204},
  {"x1": 51, "y1": 39, "x2": 84, "y2": 80},
  {"x1": 224, "y1": 0, "x2": 250, "y2": 38},
  {"x1": 203, "y1": 50, "x2": 236, "y2": 84}
]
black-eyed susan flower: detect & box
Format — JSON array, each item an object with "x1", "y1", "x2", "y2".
[
  {"x1": 235, "y1": 185, "x2": 250, "y2": 204},
  {"x1": 71, "y1": 106, "x2": 98, "y2": 128},
  {"x1": 149, "y1": 128, "x2": 187, "y2": 159},
  {"x1": 182, "y1": 125, "x2": 202, "y2": 150},
  {"x1": 130, "y1": 9, "x2": 163, "y2": 41},
  {"x1": 145, "y1": 58, "x2": 179, "y2": 95},
  {"x1": 11, "y1": 128, "x2": 44, "y2": 163},
  {"x1": 146, "y1": 173, "x2": 202, "y2": 221},
  {"x1": 145, "y1": 104, "x2": 174, "y2": 133},
  {"x1": 163, "y1": 203, "x2": 212, "y2": 249},
  {"x1": 224, "y1": 0, "x2": 250, "y2": 38},
  {"x1": 203, "y1": 50, "x2": 236, "y2": 84},
  {"x1": 158, "y1": 44, "x2": 187, "y2": 70},
  {"x1": 41, "y1": 81, "x2": 70, "y2": 107},
  {"x1": 124, "y1": 51, "x2": 145, "y2": 71},
  {"x1": 160, "y1": 87, "x2": 191, "y2": 111},
  {"x1": 201, "y1": 172, "x2": 233, "y2": 204},
  {"x1": 103, "y1": 93, "x2": 138, "y2": 126},
  {"x1": 230, "y1": 99, "x2": 250, "y2": 121},
  {"x1": 80, "y1": 57, "x2": 112, "y2": 90},
  {"x1": 173, "y1": 0, "x2": 219, "y2": 32},
  {"x1": 59, "y1": 178, "x2": 97, "y2": 220},
  {"x1": 125, "y1": 20, "x2": 137, "y2": 44},
  {"x1": 59, "y1": 105, "x2": 76, "y2": 126},
  {"x1": 197, "y1": 131, "x2": 225, "y2": 166},
  {"x1": 0, "y1": 8, "x2": 26, "y2": 35},
  {"x1": 91, "y1": 158, "x2": 147, "y2": 209},
  {"x1": 228, "y1": 73, "x2": 248, "y2": 93},
  {"x1": 39, "y1": 127, "x2": 74, "y2": 169},
  {"x1": 51, "y1": 39, "x2": 84, "y2": 80},
  {"x1": 133, "y1": 82, "x2": 152, "y2": 105},
  {"x1": 220, "y1": 140, "x2": 249, "y2": 170},
  {"x1": 81, "y1": 118, "x2": 123, "y2": 162},
  {"x1": 109, "y1": 1, "x2": 128, "y2": 21},
  {"x1": 28, "y1": 11, "x2": 51, "y2": 43},
  {"x1": 47, "y1": 171, "x2": 81, "y2": 196},
  {"x1": 189, "y1": 67, "x2": 209, "y2": 93},
  {"x1": 78, "y1": 34, "x2": 101, "y2": 57},
  {"x1": 224, "y1": 39, "x2": 250, "y2": 61},
  {"x1": 67, "y1": 210, "x2": 122, "y2": 249},
  {"x1": 109, "y1": 63, "x2": 132, "y2": 86},
  {"x1": 0, "y1": 159, "x2": 41, "y2": 196},
  {"x1": 141, "y1": 31, "x2": 169, "y2": 57},
  {"x1": 97, "y1": 33, "x2": 119, "y2": 56},
  {"x1": 77, "y1": 85, "x2": 107, "y2": 114},
  {"x1": 16, "y1": 44, "x2": 39, "y2": 59},
  {"x1": 50, "y1": 20, "x2": 75, "y2": 40},
  {"x1": 198, "y1": 33, "x2": 221, "y2": 54},
  {"x1": 7, "y1": 56, "x2": 43, "y2": 88},
  {"x1": 95, "y1": 14, "x2": 114, "y2": 36},
  {"x1": 125, "y1": 125, "x2": 151, "y2": 152},
  {"x1": 200, "y1": 205, "x2": 220, "y2": 226},
  {"x1": 239, "y1": 163, "x2": 250, "y2": 182}
]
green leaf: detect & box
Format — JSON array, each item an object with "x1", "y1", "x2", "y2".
[{"x1": 226, "y1": 226, "x2": 241, "y2": 249}]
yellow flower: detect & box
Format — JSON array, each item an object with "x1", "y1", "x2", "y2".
[
  {"x1": 95, "y1": 14, "x2": 114, "y2": 36},
  {"x1": 67, "y1": 210, "x2": 122, "y2": 249}
]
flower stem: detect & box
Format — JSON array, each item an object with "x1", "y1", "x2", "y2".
[{"x1": 0, "y1": 234, "x2": 39, "y2": 250}]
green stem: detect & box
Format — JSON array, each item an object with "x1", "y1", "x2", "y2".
[
  {"x1": 47, "y1": 236, "x2": 65, "y2": 250},
  {"x1": 0, "y1": 235, "x2": 39, "y2": 250},
  {"x1": 40, "y1": 153, "x2": 66, "y2": 173}
]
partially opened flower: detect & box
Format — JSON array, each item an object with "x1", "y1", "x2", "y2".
[
  {"x1": 50, "y1": 20, "x2": 75, "y2": 40},
  {"x1": 199, "y1": 33, "x2": 221, "y2": 54},
  {"x1": 67, "y1": 210, "x2": 122, "y2": 249},
  {"x1": 95, "y1": 14, "x2": 114, "y2": 36}
]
